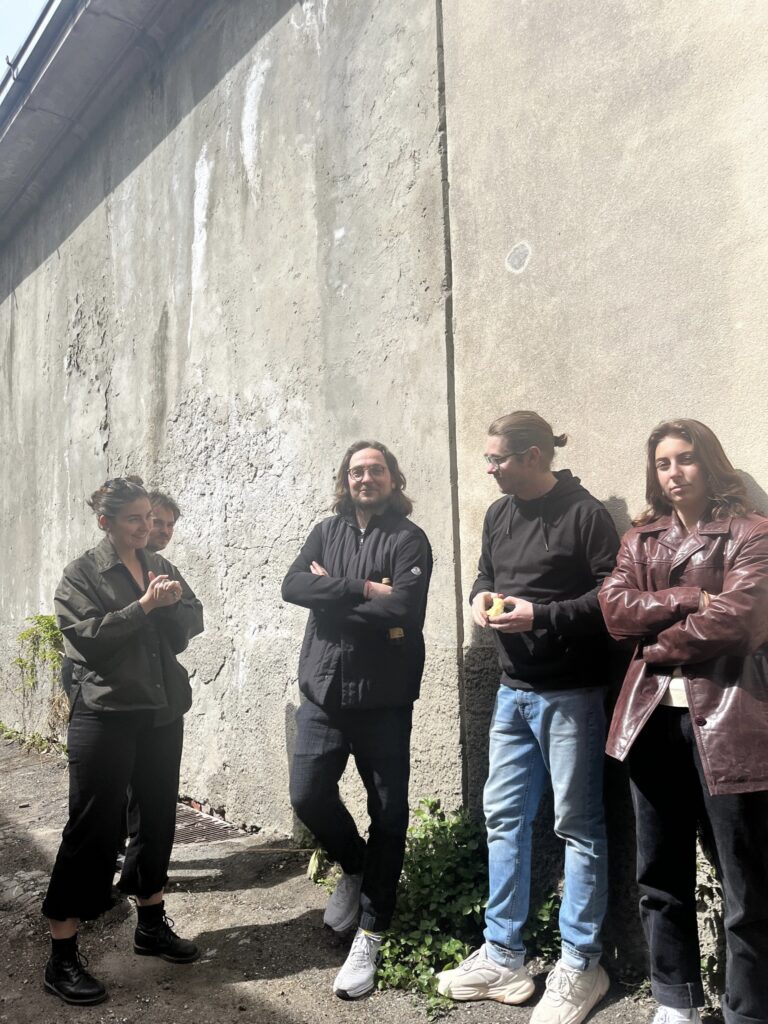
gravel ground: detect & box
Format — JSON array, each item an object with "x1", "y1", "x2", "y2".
[{"x1": 0, "y1": 740, "x2": 721, "y2": 1024}]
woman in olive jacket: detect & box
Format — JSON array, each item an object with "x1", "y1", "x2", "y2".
[
  {"x1": 599, "y1": 420, "x2": 768, "y2": 1024},
  {"x1": 42, "y1": 477, "x2": 203, "y2": 1006}
]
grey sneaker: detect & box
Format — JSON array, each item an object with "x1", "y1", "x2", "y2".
[
  {"x1": 332, "y1": 928, "x2": 381, "y2": 1000},
  {"x1": 436, "y1": 944, "x2": 535, "y2": 1004},
  {"x1": 652, "y1": 1008, "x2": 702, "y2": 1024},
  {"x1": 530, "y1": 960, "x2": 609, "y2": 1024},
  {"x1": 323, "y1": 871, "x2": 363, "y2": 934}
]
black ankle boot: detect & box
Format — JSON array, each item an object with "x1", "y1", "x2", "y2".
[
  {"x1": 44, "y1": 940, "x2": 108, "y2": 1006},
  {"x1": 134, "y1": 908, "x2": 198, "y2": 964}
]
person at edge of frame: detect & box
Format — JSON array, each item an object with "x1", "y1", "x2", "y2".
[
  {"x1": 281, "y1": 440, "x2": 432, "y2": 1001},
  {"x1": 437, "y1": 411, "x2": 619, "y2": 1024},
  {"x1": 599, "y1": 418, "x2": 768, "y2": 1024},
  {"x1": 42, "y1": 476, "x2": 204, "y2": 1007}
]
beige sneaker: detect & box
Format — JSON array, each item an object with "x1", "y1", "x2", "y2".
[
  {"x1": 436, "y1": 944, "x2": 535, "y2": 1004},
  {"x1": 530, "y1": 961, "x2": 609, "y2": 1024}
]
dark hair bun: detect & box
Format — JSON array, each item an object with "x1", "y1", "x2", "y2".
[{"x1": 87, "y1": 476, "x2": 148, "y2": 525}]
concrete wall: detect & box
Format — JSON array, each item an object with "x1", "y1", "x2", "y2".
[
  {"x1": 444, "y1": 0, "x2": 768, "y2": 798},
  {"x1": 0, "y1": 0, "x2": 463, "y2": 833}
]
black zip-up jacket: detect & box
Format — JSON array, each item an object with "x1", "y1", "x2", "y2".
[
  {"x1": 470, "y1": 470, "x2": 619, "y2": 690},
  {"x1": 281, "y1": 509, "x2": 433, "y2": 709},
  {"x1": 55, "y1": 538, "x2": 204, "y2": 718}
]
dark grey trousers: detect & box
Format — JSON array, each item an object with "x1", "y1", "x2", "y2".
[{"x1": 289, "y1": 698, "x2": 412, "y2": 932}]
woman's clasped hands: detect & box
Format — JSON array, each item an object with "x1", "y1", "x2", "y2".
[{"x1": 140, "y1": 571, "x2": 182, "y2": 612}]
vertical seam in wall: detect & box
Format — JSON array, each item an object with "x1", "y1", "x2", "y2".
[{"x1": 434, "y1": 0, "x2": 468, "y2": 802}]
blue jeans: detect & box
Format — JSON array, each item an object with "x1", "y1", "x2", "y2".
[{"x1": 483, "y1": 684, "x2": 608, "y2": 971}]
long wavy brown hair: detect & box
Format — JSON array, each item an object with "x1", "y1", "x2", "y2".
[
  {"x1": 634, "y1": 418, "x2": 757, "y2": 526},
  {"x1": 331, "y1": 440, "x2": 413, "y2": 517}
]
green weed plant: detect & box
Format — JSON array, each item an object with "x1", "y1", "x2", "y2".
[
  {"x1": 15, "y1": 614, "x2": 63, "y2": 690},
  {"x1": 376, "y1": 799, "x2": 486, "y2": 1014}
]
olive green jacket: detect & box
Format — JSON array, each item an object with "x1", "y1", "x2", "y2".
[{"x1": 54, "y1": 538, "x2": 204, "y2": 716}]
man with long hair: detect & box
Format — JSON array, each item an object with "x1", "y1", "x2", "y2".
[
  {"x1": 438, "y1": 411, "x2": 619, "y2": 1024},
  {"x1": 600, "y1": 419, "x2": 768, "y2": 1024},
  {"x1": 282, "y1": 441, "x2": 432, "y2": 1000}
]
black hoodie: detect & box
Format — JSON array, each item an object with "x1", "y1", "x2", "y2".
[{"x1": 470, "y1": 470, "x2": 619, "y2": 690}]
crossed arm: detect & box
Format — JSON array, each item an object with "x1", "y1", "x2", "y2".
[
  {"x1": 599, "y1": 523, "x2": 768, "y2": 665},
  {"x1": 281, "y1": 523, "x2": 431, "y2": 629}
]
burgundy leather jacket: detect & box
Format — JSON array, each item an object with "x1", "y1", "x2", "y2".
[{"x1": 600, "y1": 512, "x2": 768, "y2": 795}]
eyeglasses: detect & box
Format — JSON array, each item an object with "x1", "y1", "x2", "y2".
[
  {"x1": 483, "y1": 448, "x2": 530, "y2": 468},
  {"x1": 348, "y1": 464, "x2": 389, "y2": 482}
]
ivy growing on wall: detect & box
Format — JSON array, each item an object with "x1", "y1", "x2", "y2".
[
  {"x1": 3, "y1": 614, "x2": 69, "y2": 752},
  {"x1": 15, "y1": 614, "x2": 64, "y2": 690}
]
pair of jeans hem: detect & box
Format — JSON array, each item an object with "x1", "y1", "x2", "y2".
[
  {"x1": 651, "y1": 979, "x2": 704, "y2": 1009},
  {"x1": 560, "y1": 943, "x2": 603, "y2": 972},
  {"x1": 359, "y1": 912, "x2": 387, "y2": 934},
  {"x1": 486, "y1": 940, "x2": 525, "y2": 971}
]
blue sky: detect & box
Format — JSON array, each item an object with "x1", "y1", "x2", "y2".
[{"x1": 0, "y1": 2, "x2": 43, "y2": 67}]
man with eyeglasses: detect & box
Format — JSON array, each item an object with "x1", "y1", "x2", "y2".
[
  {"x1": 282, "y1": 441, "x2": 432, "y2": 1001},
  {"x1": 437, "y1": 411, "x2": 619, "y2": 1024}
]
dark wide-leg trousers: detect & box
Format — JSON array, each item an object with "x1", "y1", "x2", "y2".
[
  {"x1": 42, "y1": 702, "x2": 183, "y2": 922},
  {"x1": 289, "y1": 698, "x2": 412, "y2": 933},
  {"x1": 628, "y1": 706, "x2": 768, "y2": 1024}
]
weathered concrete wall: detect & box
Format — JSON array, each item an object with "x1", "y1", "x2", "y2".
[
  {"x1": 0, "y1": 0, "x2": 463, "y2": 833},
  {"x1": 443, "y1": 0, "x2": 768, "y2": 965}
]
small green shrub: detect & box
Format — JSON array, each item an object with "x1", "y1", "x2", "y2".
[
  {"x1": 376, "y1": 798, "x2": 488, "y2": 1015},
  {"x1": 0, "y1": 720, "x2": 67, "y2": 757},
  {"x1": 522, "y1": 889, "x2": 561, "y2": 964}
]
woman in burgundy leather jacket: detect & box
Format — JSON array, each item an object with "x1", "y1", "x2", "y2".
[{"x1": 599, "y1": 419, "x2": 768, "y2": 1024}]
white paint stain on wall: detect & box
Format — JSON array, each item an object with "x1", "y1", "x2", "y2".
[
  {"x1": 290, "y1": 0, "x2": 329, "y2": 54},
  {"x1": 240, "y1": 56, "x2": 272, "y2": 204},
  {"x1": 188, "y1": 144, "x2": 212, "y2": 350}
]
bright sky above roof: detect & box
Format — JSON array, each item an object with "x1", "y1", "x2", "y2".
[{"x1": 0, "y1": 1, "x2": 42, "y2": 66}]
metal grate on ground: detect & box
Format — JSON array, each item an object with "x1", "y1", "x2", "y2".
[{"x1": 174, "y1": 802, "x2": 246, "y2": 845}]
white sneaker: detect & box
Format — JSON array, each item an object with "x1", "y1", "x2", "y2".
[
  {"x1": 652, "y1": 1008, "x2": 702, "y2": 1024},
  {"x1": 323, "y1": 872, "x2": 362, "y2": 934},
  {"x1": 530, "y1": 960, "x2": 609, "y2": 1024},
  {"x1": 333, "y1": 928, "x2": 381, "y2": 1000},
  {"x1": 436, "y1": 944, "x2": 535, "y2": 1004}
]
